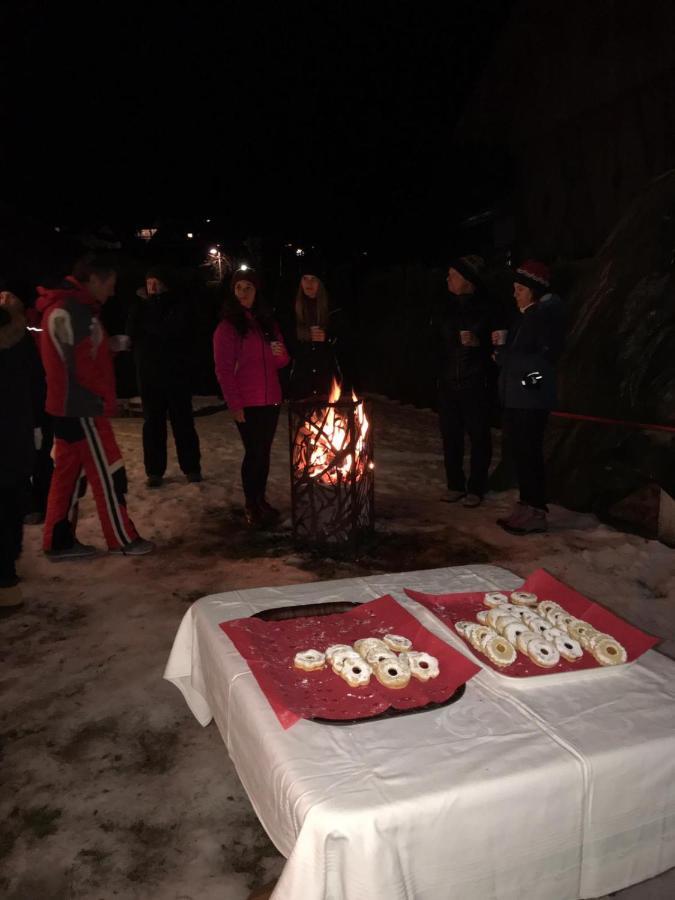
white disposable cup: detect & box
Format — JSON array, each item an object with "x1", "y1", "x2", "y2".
[{"x1": 110, "y1": 334, "x2": 131, "y2": 352}]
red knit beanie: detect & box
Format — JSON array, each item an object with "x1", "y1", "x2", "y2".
[{"x1": 513, "y1": 260, "x2": 551, "y2": 292}]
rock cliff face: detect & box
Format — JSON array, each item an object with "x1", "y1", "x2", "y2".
[
  {"x1": 455, "y1": 0, "x2": 675, "y2": 258},
  {"x1": 546, "y1": 170, "x2": 675, "y2": 523}
]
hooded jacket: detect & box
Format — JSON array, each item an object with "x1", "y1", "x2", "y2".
[{"x1": 37, "y1": 277, "x2": 117, "y2": 418}]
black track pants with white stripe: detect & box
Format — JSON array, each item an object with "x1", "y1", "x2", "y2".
[{"x1": 43, "y1": 416, "x2": 139, "y2": 551}]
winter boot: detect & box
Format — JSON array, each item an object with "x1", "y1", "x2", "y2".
[
  {"x1": 496, "y1": 503, "x2": 528, "y2": 532},
  {"x1": 462, "y1": 493, "x2": 482, "y2": 508},
  {"x1": 502, "y1": 505, "x2": 548, "y2": 535},
  {"x1": 244, "y1": 502, "x2": 265, "y2": 529},
  {"x1": 441, "y1": 489, "x2": 466, "y2": 503},
  {"x1": 258, "y1": 497, "x2": 281, "y2": 525},
  {"x1": 0, "y1": 579, "x2": 24, "y2": 614}
]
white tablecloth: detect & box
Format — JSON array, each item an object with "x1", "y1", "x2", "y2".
[{"x1": 164, "y1": 565, "x2": 675, "y2": 900}]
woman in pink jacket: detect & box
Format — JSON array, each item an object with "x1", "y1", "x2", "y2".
[{"x1": 213, "y1": 269, "x2": 290, "y2": 527}]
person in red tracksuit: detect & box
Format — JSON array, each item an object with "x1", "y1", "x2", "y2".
[{"x1": 39, "y1": 254, "x2": 154, "y2": 559}]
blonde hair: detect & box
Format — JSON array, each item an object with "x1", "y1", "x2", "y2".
[{"x1": 294, "y1": 279, "x2": 329, "y2": 342}]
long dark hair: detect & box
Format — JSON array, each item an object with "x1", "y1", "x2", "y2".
[
  {"x1": 221, "y1": 290, "x2": 276, "y2": 340},
  {"x1": 294, "y1": 278, "x2": 329, "y2": 341}
]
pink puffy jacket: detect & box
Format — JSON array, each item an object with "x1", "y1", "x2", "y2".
[{"x1": 213, "y1": 313, "x2": 290, "y2": 411}]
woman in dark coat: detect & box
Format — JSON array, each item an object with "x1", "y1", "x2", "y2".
[
  {"x1": 495, "y1": 260, "x2": 564, "y2": 534},
  {"x1": 127, "y1": 267, "x2": 202, "y2": 487},
  {"x1": 286, "y1": 258, "x2": 345, "y2": 401},
  {"x1": 0, "y1": 290, "x2": 41, "y2": 612}
]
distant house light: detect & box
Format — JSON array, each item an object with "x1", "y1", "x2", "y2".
[
  {"x1": 137, "y1": 227, "x2": 157, "y2": 242},
  {"x1": 209, "y1": 247, "x2": 218, "y2": 256},
  {"x1": 206, "y1": 218, "x2": 211, "y2": 223},
  {"x1": 240, "y1": 264, "x2": 249, "y2": 271},
  {"x1": 295, "y1": 248, "x2": 305, "y2": 257},
  {"x1": 187, "y1": 232, "x2": 194, "y2": 239}
]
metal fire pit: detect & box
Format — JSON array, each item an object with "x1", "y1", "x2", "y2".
[{"x1": 289, "y1": 397, "x2": 374, "y2": 548}]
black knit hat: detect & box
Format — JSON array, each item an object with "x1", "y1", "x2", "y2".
[
  {"x1": 298, "y1": 250, "x2": 327, "y2": 282},
  {"x1": 145, "y1": 265, "x2": 174, "y2": 289},
  {"x1": 448, "y1": 255, "x2": 485, "y2": 288},
  {"x1": 231, "y1": 268, "x2": 261, "y2": 291}
]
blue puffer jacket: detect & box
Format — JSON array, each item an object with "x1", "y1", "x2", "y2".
[{"x1": 496, "y1": 302, "x2": 565, "y2": 410}]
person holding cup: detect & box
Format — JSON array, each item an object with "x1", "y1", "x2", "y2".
[
  {"x1": 286, "y1": 256, "x2": 345, "y2": 400},
  {"x1": 495, "y1": 260, "x2": 565, "y2": 535},
  {"x1": 435, "y1": 255, "x2": 501, "y2": 508},
  {"x1": 127, "y1": 266, "x2": 202, "y2": 488},
  {"x1": 213, "y1": 269, "x2": 289, "y2": 528}
]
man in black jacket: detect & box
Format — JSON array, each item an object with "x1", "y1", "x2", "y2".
[
  {"x1": 127, "y1": 267, "x2": 201, "y2": 488},
  {"x1": 434, "y1": 255, "x2": 500, "y2": 508},
  {"x1": 0, "y1": 290, "x2": 42, "y2": 612}
]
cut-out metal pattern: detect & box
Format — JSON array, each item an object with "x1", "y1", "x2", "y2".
[{"x1": 289, "y1": 397, "x2": 375, "y2": 547}]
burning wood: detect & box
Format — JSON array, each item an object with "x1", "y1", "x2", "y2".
[
  {"x1": 293, "y1": 379, "x2": 372, "y2": 486},
  {"x1": 289, "y1": 380, "x2": 375, "y2": 547}
]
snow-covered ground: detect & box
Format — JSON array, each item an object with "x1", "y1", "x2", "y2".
[{"x1": 1, "y1": 396, "x2": 673, "y2": 899}]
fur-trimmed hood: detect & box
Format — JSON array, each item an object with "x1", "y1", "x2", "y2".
[{"x1": 0, "y1": 292, "x2": 26, "y2": 350}]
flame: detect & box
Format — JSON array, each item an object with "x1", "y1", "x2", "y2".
[{"x1": 297, "y1": 380, "x2": 371, "y2": 485}]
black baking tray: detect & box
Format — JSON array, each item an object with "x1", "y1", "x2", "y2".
[
  {"x1": 253, "y1": 600, "x2": 361, "y2": 621},
  {"x1": 252, "y1": 600, "x2": 467, "y2": 725}
]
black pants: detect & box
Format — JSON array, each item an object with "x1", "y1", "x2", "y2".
[
  {"x1": 235, "y1": 405, "x2": 280, "y2": 504},
  {"x1": 0, "y1": 483, "x2": 25, "y2": 586},
  {"x1": 28, "y1": 416, "x2": 54, "y2": 515},
  {"x1": 438, "y1": 385, "x2": 492, "y2": 497},
  {"x1": 141, "y1": 384, "x2": 201, "y2": 478},
  {"x1": 503, "y1": 408, "x2": 550, "y2": 510}
]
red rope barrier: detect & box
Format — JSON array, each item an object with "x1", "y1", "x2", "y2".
[{"x1": 551, "y1": 411, "x2": 675, "y2": 434}]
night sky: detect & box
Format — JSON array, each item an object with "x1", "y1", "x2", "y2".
[{"x1": 3, "y1": 2, "x2": 513, "y2": 253}]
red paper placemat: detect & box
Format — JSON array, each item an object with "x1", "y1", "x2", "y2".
[
  {"x1": 405, "y1": 569, "x2": 659, "y2": 679},
  {"x1": 220, "y1": 594, "x2": 480, "y2": 729}
]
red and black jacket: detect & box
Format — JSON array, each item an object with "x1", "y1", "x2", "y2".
[{"x1": 37, "y1": 277, "x2": 117, "y2": 418}]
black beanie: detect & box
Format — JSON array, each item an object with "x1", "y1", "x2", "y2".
[
  {"x1": 145, "y1": 266, "x2": 174, "y2": 289},
  {"x1": 448, "y1": 255, "x2": 485, "y2": 288},
  {"x1": 231, "y1": 268, "x2": 262, "y2": 291},
  {"x1": 298, "y1": 250, "x2": 327, "y2": 282}
]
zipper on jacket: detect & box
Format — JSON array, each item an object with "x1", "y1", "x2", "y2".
[{"x1": 262, "y1": 329, "x2": 268, "y2": 405}]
